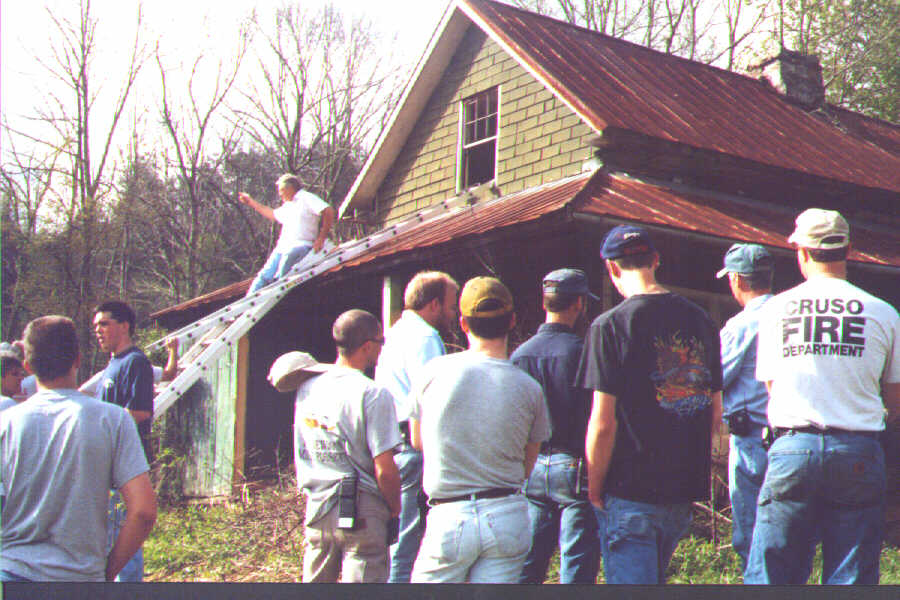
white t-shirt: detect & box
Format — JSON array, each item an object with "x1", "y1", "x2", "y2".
[
  {"x1": 757, "y1": 277, "x2": 900, "y2": 431},
  {"x1": 272, "y1": 189, "x2": 330, "y2": 252}
]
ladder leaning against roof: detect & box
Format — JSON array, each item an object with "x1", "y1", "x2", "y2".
[{"x1": 148, "y1": 190, "x2": 483, "y2": 420}]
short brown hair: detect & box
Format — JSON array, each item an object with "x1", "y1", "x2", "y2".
[
  {"x1": 404, "y1": 271, "x2": 458, "y2": 311},
  {"x1": 333, "y1": 309, "x2": 382, "y2": 357},
  {"x1": 542, "y1": 292, "x2": 581, "y2": 313},
  {"x1": 276, "y1": 174, "x2": 302, "y2": 193},
  {"x1": 611, "y1": 251, "x2": 655, "y2": 270},
  {"x1": 807, "y1": 246, "x2": 849, "y2": 263},
  {"x1": 463, "y1": 307, "x2": 514, "y2": 340},
  {"x1": 23, "y1": 316, "x2": 79, "y2": 381}
]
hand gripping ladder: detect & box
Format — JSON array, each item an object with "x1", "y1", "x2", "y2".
[{"x1": 149, "y1": 190, "x2": 484, "y2": 420}]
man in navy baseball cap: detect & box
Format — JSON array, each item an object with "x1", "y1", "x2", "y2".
[{"x1": 600, "y1": 225, "x2": 656, "y2": 260}]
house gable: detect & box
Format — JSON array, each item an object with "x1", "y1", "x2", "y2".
[{"x1": 373, "y1": 26, "x2": 595, "y2": 226}]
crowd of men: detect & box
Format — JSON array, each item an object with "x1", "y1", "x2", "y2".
[
  {"x1": 1, "y1": 197, "x2": 898, "y2": 584},
  {"x1": 289, "y1": 207, "x2": 900, "y2": 584}
]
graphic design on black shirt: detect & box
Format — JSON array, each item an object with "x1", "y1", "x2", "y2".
[{"x1": 651, "y1": 333, "x2": 712, "y2": 418}]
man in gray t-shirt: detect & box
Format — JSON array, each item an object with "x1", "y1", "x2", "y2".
[
  {"x1": 409, "y1": 277, "x2": 550, "y2": 583},
  {"x1": 293, "y1": 310, "x2": 402, "y2": 583},
  {"x1": 0, "y1": 316, "x2": 156, "y2": 582}
]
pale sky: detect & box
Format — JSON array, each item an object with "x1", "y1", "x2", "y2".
[{"x1": 1, "y1": 0, "x2": 450, "y2": 161}]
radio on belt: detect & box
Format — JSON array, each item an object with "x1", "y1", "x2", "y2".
[{"x1": 338, "y1": 476, "x2": 357, "y2": 529}]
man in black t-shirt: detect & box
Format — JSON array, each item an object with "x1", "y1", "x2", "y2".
[{"x1": 575, "y1": 225, "x2": 723, "y2": 584}]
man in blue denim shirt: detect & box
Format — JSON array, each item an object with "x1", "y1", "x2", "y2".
[
  {"x1": 512, "y1": 269, "x2": 600, "y2": 584},
  {"x1": 715, "y1": 243, "x2": 774, "y2": 574}
]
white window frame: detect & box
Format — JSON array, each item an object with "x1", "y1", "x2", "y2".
[{"x1": 456, "y1": 86, "x2": 500, "y2": 193}]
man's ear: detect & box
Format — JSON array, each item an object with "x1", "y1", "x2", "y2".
[
  {"x1": 606, "y1": 259, "x2": 620, "y2": 279},
  {"x1": 459, "y1": 315, "x2": 469, "y2": 334},
  {"x1": 22, "y1": 360, "x2": 34, "y2": 376}
]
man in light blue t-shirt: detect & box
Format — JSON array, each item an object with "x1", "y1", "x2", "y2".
[
  {"x1": 0, "y1": 316, "x2": 156, "y2": 582},
  {"x1": 375, "y1": 271, "x2": 458, "y2": 583}
]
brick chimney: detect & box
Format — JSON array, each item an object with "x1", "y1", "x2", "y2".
[{"x1": 750, "y1": 49, "x2": 825, "y2": 110}]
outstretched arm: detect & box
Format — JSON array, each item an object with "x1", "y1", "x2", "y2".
[{"x1": 238, "y1": 193, "x2": 276, "y2": 222}]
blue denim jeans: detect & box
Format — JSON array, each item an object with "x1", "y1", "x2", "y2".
[
  {"x1": 745, "y1": 430, "x2": 885, "y2": 584},
  {"x1": 108, "y1": 491, "x2": 143, "y2": 582},
  {"x1": 412, "y1": 493, "x2": 532, "y2": 583},
  {"x1": 519, "y1": 452, "x2": 599, "y2": 583},
  {"x1": 728, "y1": 429, "x2": 768, "y2": 573},
  {"x1": 247, "y1": 244, "x2": 312, "y2": 294},
  {"x1": 388, "y1": 442, "x2": 424, "y2": 583},
  {"x1": 594, "y1": 494, "x2": 692, "y2": 584}
]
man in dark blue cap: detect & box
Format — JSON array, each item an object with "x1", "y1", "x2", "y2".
[
  {"x1": 576, "y1": 224, "x2": 723, "y2": 584},
  {"x1": 512, "y1": 269, "x2": 601, "y2": 584},
  {"x1": 715, "y1": 243, "x2": 774, "y2": 576}
]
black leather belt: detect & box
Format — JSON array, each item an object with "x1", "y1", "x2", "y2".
[
  {"x1": 774, "y1": 426, "x2": 880, "y2": 440},
  {"x1": 429, "y1": 488, "x2": 517, "y2": 505},
  {"x1": 540, "y1": 444, "x2": 580, "y2": 457}
]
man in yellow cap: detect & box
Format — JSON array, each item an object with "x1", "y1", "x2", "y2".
[{"x1": 408, "y1": 277, "x2": 550, "y2": 583}]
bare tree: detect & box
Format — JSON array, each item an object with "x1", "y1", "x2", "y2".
[
  {"x1": 0, "y1": 0, "x2": 147, "y2": 350},
  {"x1": 154, "y1": 26, "x2": 250, "y2": 300},
  {"x1": 235, "y1": 4, "x2": 403, "y2": 208}
]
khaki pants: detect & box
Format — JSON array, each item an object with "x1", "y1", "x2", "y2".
[{"x1": 303, "y1": 490, "x2": 390, "y2": 582}]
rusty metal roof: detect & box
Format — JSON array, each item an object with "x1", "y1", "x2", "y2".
[
  {"x1": 462, "y1": 0, "x2": 900, "y2": 193},
  {"x1": 574, "y1": 173, "x2": 899, "y2": 268},
  {"x1": 153, "y1": 169, "x2": 898, "y2": 322}
]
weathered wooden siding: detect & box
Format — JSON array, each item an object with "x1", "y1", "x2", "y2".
[
  {"x1": 179, "y1": 341, "x2": 239, "y2": 497},
  {"x1": 374, "y1": 26, "x2": 594, "y2": 226}
]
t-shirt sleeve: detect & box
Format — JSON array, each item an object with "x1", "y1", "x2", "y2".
[
  {"x1": 364, "y1": 386, "x2": 402, "y2": 457},
  {"x1": 272, "y1": 202, "x2": 296, "y2": 225},
  {"x1": 883, "y1": 311, "x2": 900, "y2": 384},
  {"x1": 301, "y1": 191, "x2": 330, "y2": 215},
  {"x1": 126, "y1": 356, "x2": 154, "y2": 414},
  {"x1": 575, "y1": 318, "x2": 621, "y2": 394},
  {"x1": 111, "y1": 408, "x2": 150, "y2": 489}
]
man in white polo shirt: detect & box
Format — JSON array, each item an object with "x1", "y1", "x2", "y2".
[
  {"x1": 239, "y1": 173, "x2": 336, "y2": 295},
  {"x1": 745, "y1": 209, "x2": 900, "y2": 584}
]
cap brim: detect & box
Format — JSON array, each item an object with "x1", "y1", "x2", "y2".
[
  {"x1": 587, "y1": 291, "x2": 601, "y2": 301},
  {"x1": 715, "y1": 267, "x2": 730, "y2": 279}
]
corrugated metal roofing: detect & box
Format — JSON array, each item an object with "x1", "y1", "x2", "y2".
[
  {"x1": 462, "y1": 0, "x2": 900, "y2": 193},
  {"x1": 153, "y1": 169, "x2": 898, "y2": 322},
  {"x1": 574, "y1": 173, "x2": 899, "y2": 267}
]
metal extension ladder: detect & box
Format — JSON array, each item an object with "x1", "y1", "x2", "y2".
[{"x1": 147, "y1": 192, "x2": 483, "y2": 420}]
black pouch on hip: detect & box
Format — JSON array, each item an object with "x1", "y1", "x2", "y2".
[{"x1": 338, "y1": 477, "x2": 357, "y2": 529}]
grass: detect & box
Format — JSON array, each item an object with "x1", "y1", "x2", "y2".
[{"x1": 144, "y1": 474, "x2": 900, "y2": 583}]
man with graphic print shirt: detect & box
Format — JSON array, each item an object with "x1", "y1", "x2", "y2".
[
  {"x1": 745, "y1": 209, "x2": 900, "y2": 584},
  {"x1": 576, "y1": 225, "x2": 723, "y2": 584}
]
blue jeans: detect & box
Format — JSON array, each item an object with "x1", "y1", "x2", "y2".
[
  {"x1": 108, "y1": 491, "x2": 143, "y2": 582},
  {"x1": 519, "y1": 452, "x2": 599, "y2": 583},
  {"x1": 745, "y1": 430, "x2": 885, "y2": 584},
  {"x1": 247, "y1": 244, "x2": 312, "y2": 294},
  {"x1": 412, "y1": 493, "x2": 531, "y2": 583},
  {"x1": 388, "y1": 443, "x2": 424, "y2": 583},
  {"x1": 728, "y1": 430, "x2": 768, "y2": 573},
  {"x1": 595, "y1": 494, "x2": 692, "y2": 584}
]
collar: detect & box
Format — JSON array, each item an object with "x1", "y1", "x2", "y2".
[
  {"x1": 537, "y1": 322, "x2": 576, "y2": 334},
  {"x1": 113, "y1": 345, "x2": 137, "y2": 359},
  {"x1": 401, "y1": 309, "x2": 439, "y2": 333},
  {"x1": 743, "y1": 294, "x2": 773, "y2": 312}
]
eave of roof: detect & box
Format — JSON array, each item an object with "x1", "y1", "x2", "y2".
[{"x1": 155, "y1": 169, "x2": 899, "y2": 323}]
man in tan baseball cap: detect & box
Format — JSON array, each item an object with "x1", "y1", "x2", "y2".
[
  {"x1": 786, "y1": 208, "x2": 850, "y2": 250},
  {"x1": 408, "y1": 276, "x2": 550, "y2": 582}
]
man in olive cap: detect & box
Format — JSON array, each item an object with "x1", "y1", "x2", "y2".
[
  {"x1": 409, "y1": 277, "x2": 550, "y2": 583},
  {"x1": 715, "y1": 243, "x2": 774, "y2": 575}
]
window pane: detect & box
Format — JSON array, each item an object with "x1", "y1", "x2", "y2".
[{"x1": 487, "y1": 114, "x2": 497, "y2": 137}]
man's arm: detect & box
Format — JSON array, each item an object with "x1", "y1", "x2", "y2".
[
  {"x1": 884, "y1": 382, "x2": 900, "y2": 427},
  {"x1": 160, "y1": 338, "x2": 179, "y2": 382},
  {"x1": 238, "y1": 192, "x2": 276, "y2": 221},
  {"x1": 105, "y1": 473, "x2": 157, "y2": 581},
  {"x1": 78, "y1": 370, "x2": 104, "y2": 395},
  {"x1": 523, "y1": 441, "x2": 540, "y2": 479},
  {"x1": 373, "y1": 450, "x2": 402, "y2": 517},
  {"x1": 585, "y1": 390, "x2": 617, "y2": 509},
  {"x1": 312, "y1": 206, "x2": 336, "y2": 252},
  {"x1": 410, "y1": 418, "x2": 422, "y2": 451},
  {"x1": 710, "y1": 391, "x2": 723, "y2": 441}
]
